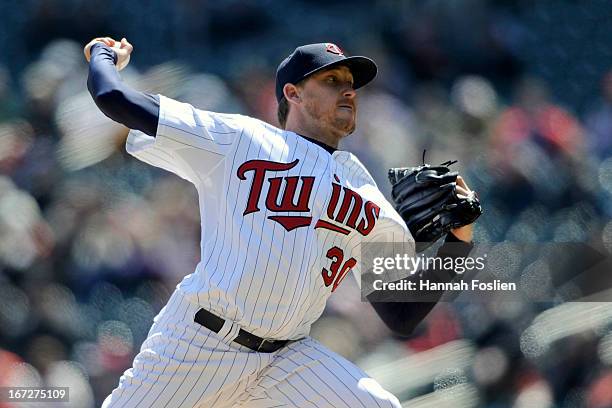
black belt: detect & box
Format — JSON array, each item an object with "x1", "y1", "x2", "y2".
[{"x1": 194, "y1": 308, "x2": 292, "y2": 353}]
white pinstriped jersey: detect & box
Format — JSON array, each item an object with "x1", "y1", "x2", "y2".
[{"x1": 126, "y1": 95, "x2": 413, "y2": 340}]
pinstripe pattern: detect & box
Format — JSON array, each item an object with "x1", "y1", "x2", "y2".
[
  {"x1": 237, "y1": 338, "x2": 400, "y2": 408},
  {"x1": 113, "y1": 95, "x2": 411, "y2": 407}
]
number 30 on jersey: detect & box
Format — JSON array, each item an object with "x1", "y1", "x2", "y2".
[{"x1": 321, "y1": 247, "x2": 357, "y2": 292}]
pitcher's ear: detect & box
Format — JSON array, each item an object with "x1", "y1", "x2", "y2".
[{"x1": 284, "y1": 83, "x2": 301, "y2": 104}]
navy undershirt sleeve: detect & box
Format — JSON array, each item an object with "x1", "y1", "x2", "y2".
[
  {"x1": 367, "y1": 233, "x2": 474, "y2": 337},
  {"x1": 87, "y1": 43, "x2": 160, "y2": 136}
]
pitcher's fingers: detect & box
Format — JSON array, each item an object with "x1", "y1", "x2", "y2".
[
  {"x1": 120, "y1": 38, "x2": 134, "y2": 52},
  {"x1": 456, "y1": 185, "x2": 470, "y2": 197},
  {"x1": 92, "y1": 37, "x2": 114, "y2": 46},
  {"x1": 456, "y1": 176, "x2": 471, "y2": 192}
]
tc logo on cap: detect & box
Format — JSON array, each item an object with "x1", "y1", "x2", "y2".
[{"x1": 325, "y1": 43, "x2": 344, "y2": 56}]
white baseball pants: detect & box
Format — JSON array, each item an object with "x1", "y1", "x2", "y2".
[{"x1": 102, "y1": 292, "x2": 400, "y2": 408}]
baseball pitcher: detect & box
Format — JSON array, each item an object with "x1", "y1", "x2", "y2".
[{"x1": 84, "y1": 36, "x2": 479, "y2": 408}]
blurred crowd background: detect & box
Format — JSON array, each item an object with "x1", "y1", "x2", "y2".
[{"x1": 1, "y1": 0, "x2": 612, "y2": 407}]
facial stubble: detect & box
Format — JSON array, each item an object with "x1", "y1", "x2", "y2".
[{"x1": 304, "y1": 99, "x2": 356, "y2": 137}]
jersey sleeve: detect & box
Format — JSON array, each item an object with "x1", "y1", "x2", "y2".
[{"x1": 126, "y1": 94, "x2": 243, "y2": 185}]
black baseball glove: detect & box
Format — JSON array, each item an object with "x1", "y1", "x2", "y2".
[{"x1": 388, "y1": 158, "x2": 482, "y2": 252}]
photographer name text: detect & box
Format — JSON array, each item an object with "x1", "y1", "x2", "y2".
[{"x1": 372, "y1": 279, "x2": 516, "y2": 292}]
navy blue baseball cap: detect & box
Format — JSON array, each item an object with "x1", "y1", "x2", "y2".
[{"x1": 275, "y1": 43, "x2": 378, "y2": 102}]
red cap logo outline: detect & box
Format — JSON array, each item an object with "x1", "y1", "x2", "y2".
[{"x1": 325, "y1": 43, "x2": 344, "y2": 56}]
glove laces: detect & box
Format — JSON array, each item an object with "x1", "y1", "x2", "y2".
[{"x1": 422, "y1": 149, "x2": 458, "y2": 167}]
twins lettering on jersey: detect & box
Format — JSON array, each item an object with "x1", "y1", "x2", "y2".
[
  {"x1": 237, "y1": 158, "x2": 379, "y2": 291},
  {"x1": 237, "y1": 158, "x2": 380, "y2": 236}
]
